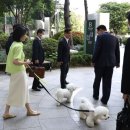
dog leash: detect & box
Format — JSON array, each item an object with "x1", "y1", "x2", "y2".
[{"x1": 27, "y1": 64, "x2": 94, "y2": 113}]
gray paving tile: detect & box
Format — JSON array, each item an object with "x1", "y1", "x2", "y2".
[
  {"x1": 0, "y1": 47, "x2": 126, "y2": 130},
  {"x1": 39, "y1": 107, "x2": 69, "y2": 119},
  {"x1": 19, "y1": 127, "x2": 43, "y2": 130},
  {"x1": 40, "y1": 117, "x2": 79, "y2": 130},
  {"x1": 4, "y1": 116, "x2": 40, "y2": 130}
]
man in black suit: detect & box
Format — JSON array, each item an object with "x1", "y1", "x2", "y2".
[
  {"x1": 32, "y1": 28, "x2": 45, "y2": 91},
  {"x1": 92, "y1": 25, "x2": 120, "y2": 105},
  {"x1": 121, "y1": 12, "x2": 130, "y2": 102},
  {"x1": 6, "y1": 24, "x2": 21, "y2": 55},
  {"x1": 57, "y1": 28, "x2": 72, "y2": 89}
]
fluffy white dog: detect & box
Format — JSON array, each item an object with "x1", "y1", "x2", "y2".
[
  {"x1": 56, "y1": 83, "x2": 77, "y2": 106},
  {"x1": 79, "y1": 98, "x2": 109, "y2": 127}
]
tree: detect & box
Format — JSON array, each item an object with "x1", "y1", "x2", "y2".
[
  {"x1": 64, "y1": 0, "x2": 71, "y2": 29},
  {"x1": 0, "y1": 0, "x2": 55, "y2": 26},
  {"x1": 99, "y1": 2, "x2": 130, "y2": 34},
  {"x1": 84, "y1": 0, "x2": 88, "y2": 22},
  {"x1": 70, "y1": 11, "x2": 84, "y2": 32}
]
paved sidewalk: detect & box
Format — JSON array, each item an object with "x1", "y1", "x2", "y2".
[{"x1": 0, "y1": 47, "x2": 124, "y2": 130}]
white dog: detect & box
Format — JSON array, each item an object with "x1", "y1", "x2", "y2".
[
  {"x1": 79, "y1": 98, "x2": 109, "y2": 127},
  {"x1": 56, "y1": 83, "x2": 77, "y2": 106}
]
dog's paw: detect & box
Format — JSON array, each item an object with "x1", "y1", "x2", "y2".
[
  {"x1": 79, "y1": 113, "x2": 87, "y2": 120},
  {"x1": 86, "y1": 122, "x2": 95, "y2": 128},
  {"x1": 86, "y1": 118, "x2": 95, "y2": 127},
  {"x1": 94, "y1": 119, "x2": 100, "y2": 124}
]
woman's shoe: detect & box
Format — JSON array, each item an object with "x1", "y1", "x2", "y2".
[
  {"x1": 27, "y1": 111, "x2": 40, "y2": 116},
  {"x1": 3, "y1": 114, "x2": 16, "y2": 120}
]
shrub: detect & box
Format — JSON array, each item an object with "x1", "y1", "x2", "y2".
[
  {"x1": 42, "y1": 38, "x2": 58, "y2": 58},
  {"x1": 0, "y1": 33, "x2": 8, "y2": 49},
  {"x1": 53, "y1": 31, "x2": 84, "y2": 46},
  {"x1": 52, "y1": 31, "x2": 64, "y2": 40},
  {"x1": 70, "y1": 51, "x2": 92, "y2": 66},
  {"x1": 72, "y1": 32, "x2": 84, "y2": 45},
  {"x1": 122, "y1": 36, "x2": 128, "y2": 45},
  {"x1": 23, "y1": 39, "x2": 33, "y2": 59}
]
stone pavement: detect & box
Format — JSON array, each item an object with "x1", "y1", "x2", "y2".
[{"x1": 0, "y1": 47, "x2": 124, "y2": 130}]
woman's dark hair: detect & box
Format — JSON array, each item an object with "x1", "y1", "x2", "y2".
[{"x1": 13, "y1": 26, "x2": 27, "y2": 42}]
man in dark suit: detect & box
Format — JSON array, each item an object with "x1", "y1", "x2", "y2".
[
  {"x1": 57, "y1": 28, "x2": 72, "y2": 89},
  {"x1": 6, "y1": 24, "x2": 21, "y2": 55},
  {"x1": 92, "y1": 25, "x2": 120, "y2": 105},
  {"x1": 32, "y1": 28, "x2": 45, "y2": 91},
  {"x1": 121, "y1": 12, "x2": 130, "y2": 102}
]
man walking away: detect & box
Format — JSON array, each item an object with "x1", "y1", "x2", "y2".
[{"x1": 92, "y1": 25, "x2": 120, "y2": 105}]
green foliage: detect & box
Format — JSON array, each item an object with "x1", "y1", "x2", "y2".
[
  {"x1": 72, "y1": 32, "x2": 84, "y2": 45},
  {"x1": 98, "y1": 2, "x2": 130, "y2": 34},
  {"x1": 70, "y1": 51, "x2": 92, "y2": 66},
  {"x1": 70, "y1": 11, "x2": 84, "y2": 32},
  {"x1": 122, "y1": 36, "x2": 128, "y2": 45},
  {"x1": 23, "y1": 39, "x2": 32, "y2": 59},
  {"x1": 0, "y1": 33, "x2": 8, "y2": 49},
  {"x1": 52, "y1": 31, "x2": 64, "y2": 40},
  {"x1": 44, "y1": 0, "x2": 55, "y2": 17},
  {"x1": 53, "y1": 31, "x2": 84, "y2": 45},
  {"x1": 0, "y1": 0, "x2": 55, "y2": 25},
  {"x1": 41, "y1": 38, "x2": 58, "y2": 58}
]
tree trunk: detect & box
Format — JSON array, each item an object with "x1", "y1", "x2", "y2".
[
  {"x1": 64, "y1": 0, "x2": 71, "y2": 29},
  {"x1": 84, "y1": 0, "x2": 88, "y2": 22}
]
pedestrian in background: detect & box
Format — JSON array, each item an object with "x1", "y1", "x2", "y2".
[
  {"x1": 5, "y1": 24, "x2": 21, "y2": 55},
  {"x1": 57, "y1": 28, "x2": 72, "y2": 89},
  {"x1": 3, "y1": 26, "x2": 40, "y2": 120},
  {"x1": 32, "y1": 28, "x2": 45, "y2": 91},
  {"x1": 92, "y1": 25, "x2": 120, "y2": 105}
]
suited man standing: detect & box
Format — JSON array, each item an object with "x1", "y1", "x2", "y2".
[
  {"x1": 121, "y1": 12, "x2": 130, "y2": 102},
  {"x1": 92, "y1": 25, "x2": 120, "y2": 105},
  {"x1": 57, "y1": 28, "x2": 72, "y2": 89},
  {"x1": 32, "y1": 28, "x2": 45, "y2": 91}
]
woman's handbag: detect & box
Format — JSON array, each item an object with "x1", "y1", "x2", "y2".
[
  {"x1": 116, "y1": 99, "x2": 130, "y2": 130},
  {"x1": 28, "y1": 66, "x2": 45, "y2": 78}
]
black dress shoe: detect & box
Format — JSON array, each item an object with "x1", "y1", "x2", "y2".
[
  {"x1": 32, "y1": 88, "x2": 41, "y2": 91},
  {"x1": 65, "y1": 81, "x2": 69, "y2": 84},
  {"x1": 101, "y1": 99, "x2": 107, "y2": 105},
  {"x1": 93, "y1": 96, "x2": 99, "y2": 100}
]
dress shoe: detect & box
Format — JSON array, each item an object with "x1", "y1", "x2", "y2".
[
  {"x1": 3, "y1": 114, "x2": 16, "y2": 120},
  {"x1": 101, "y1": 99, "x2": 107, "y2": 105},
  {"x1": 65, "y1": 81, "x2": 69, "y2": 84},
  {"x1": 32, "y1": 88, "x2": 41, "y2": 91},
  {"x1": 93, "y1": 96, "x2": 99, "y2": 100}
]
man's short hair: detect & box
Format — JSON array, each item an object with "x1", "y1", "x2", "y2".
[
  {"x1": 127, "y1": 12, "x2": 130, "y2": 21},
  {"x1": 64, "y1": 28, "x2": 71, "y2": 33},
  {"x1": 97, "y1": 25, "x2": 107, "y2": 31},
  {"x1": 37, "y1": 28, "x2": 45, "y2": 34}
]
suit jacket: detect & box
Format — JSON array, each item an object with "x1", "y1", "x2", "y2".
[
  {"x1": 121, "y1": 38, "x2": 130, "y2": 94},
  {"x1": 5, "y1": 33, "x2": 13, "y2": 55},
  {"x1": 32, "y1": 37, "x2": 45, "y2": 65},
  {"x1": 57, "y1": 37, "x2": 70, "y2": 63},
  {"x1": 92, "y1": 32, "x2": 120, "y2": 67}
]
